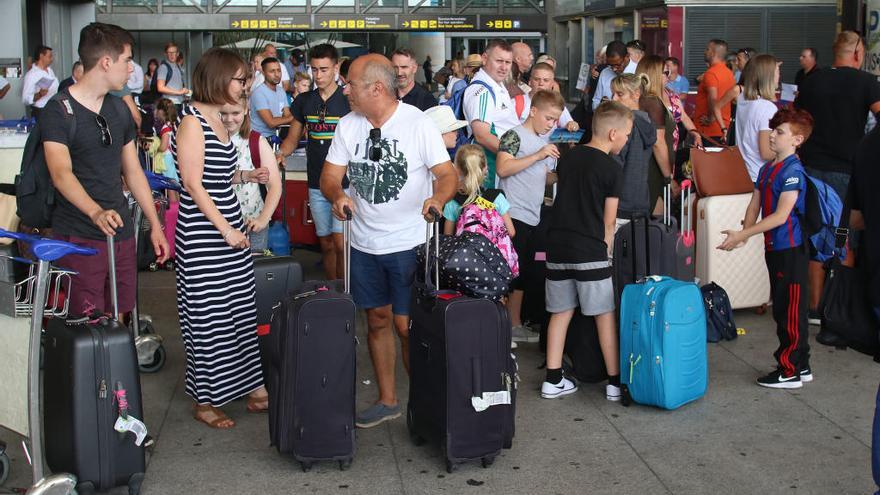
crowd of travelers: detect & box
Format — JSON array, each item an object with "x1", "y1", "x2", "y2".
[{"x1": 24, "y1": 20, "x2": 880, "y2": 489}]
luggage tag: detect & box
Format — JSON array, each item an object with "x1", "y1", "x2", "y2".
[
  {"x1": 113, "y1": 384, "x2": 154, "y2": 447},
  {"x1": 471, "y1": 372, "x2": 514, "y2": 412}
]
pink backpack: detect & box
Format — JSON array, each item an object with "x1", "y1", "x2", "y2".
[{"x1": 454, "y1": 190, "x2": 519, "y2": 278}]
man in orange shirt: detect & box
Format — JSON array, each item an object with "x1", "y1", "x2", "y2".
[{"x1": 694, "y1": 39, "x2": 736, "y2": 142}]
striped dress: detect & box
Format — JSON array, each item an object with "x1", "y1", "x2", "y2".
[{"x1": 171, "y1": 104, "x2": 263, "y2": 406}]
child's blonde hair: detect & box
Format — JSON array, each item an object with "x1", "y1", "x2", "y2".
[
  {"x1": 610, "y1": 72, "x2": 650, "y2": 97},
  {"x1": 453, "y1": 144, "x2": 487, "y2": 207}
]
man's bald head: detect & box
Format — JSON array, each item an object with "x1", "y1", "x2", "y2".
[
  {"x1": 511, "y1": 42, "x2": 534, "y2": 73},
  {"x1": 345, "y1": 54, "x2": 397, "y2": 116}
]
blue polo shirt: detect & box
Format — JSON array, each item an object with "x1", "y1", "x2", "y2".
[
  {"x1": 666, "y1": 75, "x2": 690, "y2": 95},
  {"x1": 755, "y1": 154, "x2": 807, "y2": 251}
]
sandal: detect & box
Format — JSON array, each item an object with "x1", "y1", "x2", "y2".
[
  {"x1": 193, "y1": 404, "x2": 235, "y2": 429},
  {"x1": 246, "y1": 393, "x2": 269, "y2": 414}
]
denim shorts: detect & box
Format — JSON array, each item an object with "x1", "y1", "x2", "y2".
[
  {"x1": 308, "y1": 188, "x2": 344, "y2": 237},
  {"x1": 350, "y1": 247, "x2": 417, "y2": 315},
  {"x1": 805, "y1": 167, "x2": 859, "y2": 252}
]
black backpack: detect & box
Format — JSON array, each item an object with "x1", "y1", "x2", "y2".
[
  {"x1": 15, "y1": 91, "x2": 128, "y2": 229},
  {"x1": 701, "y1": 283, "x2": 737, "y2": 343},
  {"x1": 140, "y1": 60, "x2": 174, "y2": 105}
]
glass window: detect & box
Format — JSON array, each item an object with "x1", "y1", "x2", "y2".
[{"x1": 601, "y1": 15, "x2": 633, "y2": 45}]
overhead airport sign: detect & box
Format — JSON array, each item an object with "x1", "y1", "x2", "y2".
[{"x1": 228, "y1": 14, "x2": 545, "y2": 32}]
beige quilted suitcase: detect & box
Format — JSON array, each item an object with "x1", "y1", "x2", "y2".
[{"x1": 695, "y1": 194, "x2": 770, "y2": 309}]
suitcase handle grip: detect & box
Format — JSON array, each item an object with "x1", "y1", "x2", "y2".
[
  {"x1": 343, "y1": 207, "x2": 352, "y2": 294},
  {"x1": 106, "y1": 235, "x2": 119, "y2": 320},
  {"x1": 423, "y1": 211, "x2": 441, "y2": 290}
]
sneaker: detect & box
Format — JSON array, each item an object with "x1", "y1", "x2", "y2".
[
  {"x1": 355, "y1": 402, "x2": 401, "y2": 428},
  {"x1": 799, "y1": 366, "x2": 813, "y2": 383},
  {"x1": 606, "y1": 384, "x2": 622, "y2": 402},
  {"x1": 808, "y1": 310, "x2": 821, "y2": 326},
  {"x1": 540, "y1": 377, "x2": 578, "y2": 399},
  {"x1": 511, "y1": 325, "x2": 539, "y2": 343},
  {"x1": 510, "y1": 340, "x2": 518, "y2": 349},
  {"x1": 756, "y1": 369, "x2": 802, "y2": 389}
]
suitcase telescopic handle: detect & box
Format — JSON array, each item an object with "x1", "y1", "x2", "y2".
[
  {"x1": 343, "y1": 206, "x2": 352, "y2": 295},
  {"x1": 106, "y1": 234, "x2": 119, "y2": 320},
  {"x1": 680, "y1": 179, "x2": 693, "y2": 235},
  {"x1": 423, "y1": 208, "x2": 441, "y2": 289}
]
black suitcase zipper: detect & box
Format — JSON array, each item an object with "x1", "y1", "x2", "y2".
[{"x1": 91, "y1": 322, "x2": 114, "y2": 490}]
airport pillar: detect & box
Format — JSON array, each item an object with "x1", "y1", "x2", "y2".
[{"x1": 408, "y1": 32, "x2": 445, "y2": 85}]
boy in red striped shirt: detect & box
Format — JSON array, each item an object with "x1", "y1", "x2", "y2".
[{"x1": 718, "y1": 108, "x2": 814, "y2": 389}]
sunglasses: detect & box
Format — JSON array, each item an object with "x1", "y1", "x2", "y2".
[
  {"x1": 369, "y1": 128, "x2": 382, "y2": 161},
  {"x1": 95, "y1": 115, "x2": 112, "y2": 147}
]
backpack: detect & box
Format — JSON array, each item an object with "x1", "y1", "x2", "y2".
[
  {"x1": 16, "y1": 91, "x2": 128, "y2": 229},
  {"x1": 454, "y1": 189, "x2": 519, "y2": 278},
  {"x1": 140, "y1": 60, "x2": 174, "y2": 106},
  {"x1": 798, "y1": 173, "x2": 846, "y2": 263},
  {"x1": 442, "y1": 79, "x2": 495, "y2": 155},
  {"x1": 700, "y1": 282, "x2": 737, "y2": 343}
]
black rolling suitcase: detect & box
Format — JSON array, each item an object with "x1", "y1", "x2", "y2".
[
  {"x1": 407, "y1": 219, "x2": 518, "y2": 473},
  {"x1": 266, "y1": 217, "x2": 356, "y2": 472},
  {"x1": 253, "y1": 255, "x2": 303, "y2": 325},
  {"x1": 43, "y1": 236, "x2": 147, "y2": 495}
]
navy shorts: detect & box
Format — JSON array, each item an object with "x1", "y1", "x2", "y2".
[{"x1": 350, "y1": 247, "x2": 417, "y2": 315}]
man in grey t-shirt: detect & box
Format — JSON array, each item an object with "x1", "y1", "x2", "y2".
[{"x1": 156, "y1": 42, "x2": 188, "y2": 104}]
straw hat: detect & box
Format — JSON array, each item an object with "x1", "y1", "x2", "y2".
[
  {"x1": 465, "y1": 54, "x2": 483, "y2": 68},
  {"x1": 424, "y1": 105, "x2": 468, "y2": 134}
]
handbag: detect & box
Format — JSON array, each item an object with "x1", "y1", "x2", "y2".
[
  {"x1": 819, "y1": 255, "x2": 880, "y2": 360},
  {"x1": 690, "y1": 136, "x2": 753, "y2": 197}
]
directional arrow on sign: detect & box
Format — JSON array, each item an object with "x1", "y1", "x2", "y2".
[
  {"x1": 403, "y1": 21, "x2": 409, "y2": 27},
  {"x1": 232, "y1": 21, "x2": 239, "y2": 28},
  {"x1": 320, "y1": 21, "x2": 327, "y2": 27},
  {"x1": 486, "y1": 21, "x2": 494, "y2": 28}
]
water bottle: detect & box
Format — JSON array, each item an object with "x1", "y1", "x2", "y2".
[{"x1": 267, "y1": 221, "x2": 290, "y2": 256}]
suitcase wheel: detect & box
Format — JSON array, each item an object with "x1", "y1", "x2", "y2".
[
  {"x1": 139, "y1": 344, "x2": 167, "y2": 374},
  {"x1": 445, "y1": 460, "x2": 457, "y2": 474},
  {"x1": 406, "y1": 407, "x2": 426, "y2": 446},
  {"x1": 128, "y1": 472, "x2": 145, "y2": 495},
  {"x1": 338, "y1": 459, "x2": 352, "y2": 471},
  {"x1": 0, "y1": 450, "x2": 9, "y2": 487},
  {"x1": 77, "y1": 481, "x2": 96, "y2": 495},
  {"x1": 300, "y1": 461, "x2": 313, "y2": 472},
  {"x1": 481, "y1": 456, "x2": 495, "y2": 468},
  {"x1": 620, "y1": 385, "x2": 632, "y2": 407}
]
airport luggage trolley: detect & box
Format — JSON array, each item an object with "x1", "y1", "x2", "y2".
[
  {"x1": 0, "y1": 229, "x2": 94, "y2": 494},
  {"x1": 127, "y1": 170, "x2": 181, "y2": 373}
]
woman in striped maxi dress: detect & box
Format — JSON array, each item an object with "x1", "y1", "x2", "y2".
[{"x1": 172, "y1": 48, "x2": 270, "y2": 429}]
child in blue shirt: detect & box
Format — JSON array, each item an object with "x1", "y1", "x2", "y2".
[{"x1": 719, "y1": 108, "x2": 814, "y2": 389}]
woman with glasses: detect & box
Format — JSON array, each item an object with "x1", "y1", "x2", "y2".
[{"x1": 172, "y1": 47, "x2": 270, "y2": 429}]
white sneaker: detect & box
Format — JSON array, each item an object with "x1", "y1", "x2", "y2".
[
  {"x1": 541, "y1": 377, "x2": 578, "y2": 399},
  {"x1": 511, "y1": 325, "x2": 539, "y2": 343},
  {"x1": 510, "y1": 340, "x2": 518, "y2": 350},
  {"x1": 606, "y1": 384, "x2": 622, "y2": 402}
]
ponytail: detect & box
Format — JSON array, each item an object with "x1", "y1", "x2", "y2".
[
  {"x1": 453, "y1": 144, "x2": 487, "y2": 206},
  {"x1": 610, "y1": 72, "x2": 649, "y2": 98}
]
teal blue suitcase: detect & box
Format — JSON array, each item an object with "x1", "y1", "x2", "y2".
[{"x1": 619, "y1": 276, "x2": 707, "y2": 410}]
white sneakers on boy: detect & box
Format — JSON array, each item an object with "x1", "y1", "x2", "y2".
[
  {"x1": 606, "y1": 384, "x2": 622, "y2": 402},
  {"x1": 540, "y1": 377, "x2": 578, "y2": 399}
]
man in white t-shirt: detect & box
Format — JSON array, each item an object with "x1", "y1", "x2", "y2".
[
  {"x1": 322, "y1": 54, "x2": 457, "y2": 429},
  {"x1": 127, "y1": 60, "x2": 144, "y2": 97},
  {"x1": 22, "y1": 45, "x2": 59, "y2": 120},
  {"x1": 462, "y1": 39, "x2": 521, "y2": 188}
]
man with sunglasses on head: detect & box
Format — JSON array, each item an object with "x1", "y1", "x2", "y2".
[
  {"x1": 794, "y1": 30, "x2": 880, "y2": 337},
  {"x1": 278, "y1": 44, "x2": 351, "y2": 280},
  {"x1": 41, "y1": 22, "x2": 169, "y2": 318},
  {"x1": 321, "y1": 54, "x2": 457, "y2": 429}
]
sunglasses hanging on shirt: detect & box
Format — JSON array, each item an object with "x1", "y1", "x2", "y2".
[
  {"x1": 369, "y1": 128, "x2": 382, "y2": 161},
  {"x1": 95, "y1": 115, "x2": 112, "y2": 147}
]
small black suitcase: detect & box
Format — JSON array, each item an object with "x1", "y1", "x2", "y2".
[
  {"x1": 43, "y1": 236, "x2": 147, "y2": 495},
  {"x1": 407, "y1": 220, "x2": 518, "y2": 473},
  {"x1": 265, "y1": 219, "x2": 356, "y2": 472},
  {"x1": 253, "y1": 255, "x2": 303, "y2": 325}
]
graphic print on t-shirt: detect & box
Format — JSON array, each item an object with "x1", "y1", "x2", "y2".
[{"x1": 348, "y1": 136, "x2": 408, "y2": 204}]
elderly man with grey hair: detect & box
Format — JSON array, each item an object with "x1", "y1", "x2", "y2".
[{"x1": 321, "y1": 54, "x2": 458, "y2": 428}]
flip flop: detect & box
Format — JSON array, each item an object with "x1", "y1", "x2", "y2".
[{"x1": 193, "y1": 404, "x2": 235, "y2": 429}]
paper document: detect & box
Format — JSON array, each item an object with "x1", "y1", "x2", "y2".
[
  {"x1": 575, "y1": 63, "x2": 590, "y2": 91},
  {"x1": 781, "y1": 83, "x2": 797, "y2": 102},
  {"x1": 36, "y1": 77, "x2": 54, "y2": 90}
]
